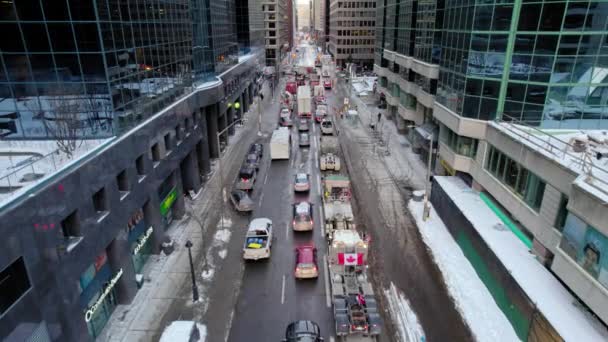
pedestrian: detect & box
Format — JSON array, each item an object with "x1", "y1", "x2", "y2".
[
  {"x1": 260, "y1": 93, "x2": 264, "y2": 101},
  {"x1": 377, "y1": 112, "x2": 382, "y2": 124}
]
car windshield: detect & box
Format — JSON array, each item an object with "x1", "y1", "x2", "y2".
[
  {"x1": 239, "y1": 169, "x2": 253, "y2": 178},
  {"x1": 247, "y1": 154, "x2": 257, "y2": 161},
  {"x1": 297, "y1": 263, "x2": 315, "y2": 268},
  {"x1": 295, "y1": 214, "x2": 311, "y2": 222},
  {"x1": 300, "y1": 134, "x2": 308, "y2": 139},
  {"x1": 296, "y1": 174, "x2": 307, "y2": 182}
]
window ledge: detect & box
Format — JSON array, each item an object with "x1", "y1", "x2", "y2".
[
  {"x1": 138, "y1": 175, "x2": 147, "y2": 183},
  {"x1": 120, "y1": 191, "x2": 130, "y2": 201},
  {"x1": 96, "y1": 211, "x2": 110, "y2": 223},
  {"x1": 153, "y1": 161, "x2": 161, "y2": 168}
]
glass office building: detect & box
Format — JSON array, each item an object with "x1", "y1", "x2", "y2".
[
  {"x1": 435, "y1": 0, "x2": 608, "y2": 129},
  {"x1": 0, "y1": 0, "x2": 195, "y2": 139}
]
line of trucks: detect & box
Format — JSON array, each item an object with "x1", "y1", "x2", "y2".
[{"x1": 319, "y1": 118, "x2": 382, "y2": 340}]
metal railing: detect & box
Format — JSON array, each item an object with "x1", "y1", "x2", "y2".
[{"x1": 496, "y1": 114, "x2": 608, "y2": 198}]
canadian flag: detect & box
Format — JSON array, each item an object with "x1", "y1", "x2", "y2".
[{"x1": 338, "y1": 253, "x2": 363, "y2": 265}]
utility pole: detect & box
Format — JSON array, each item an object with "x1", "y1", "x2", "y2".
[
  {"x1": 423, "y1": 135, "x2": 433, "y2": 221},
  {"x1": 185, "y1": 240, "x2": 199, "y2": 302},
  {"x1": 216, "y1": 118, "x2": 244, "y2": 229}
]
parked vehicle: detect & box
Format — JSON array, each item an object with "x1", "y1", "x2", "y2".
[
  {"x1": 299, "y1": 132, "x2": 310, "y2": 147},
  {"x1": 314, "y1": 109, "x2": 326, "y2": 123},
  {"x1": 230, "y1": 190, "x2": 254, "y2": 213},
  {"x1": 249, "y1": 143, "x2": 263, "y2": 158},
  {"x1": 323, "y1": 77, "x2": 332, "y2": 89},
  {"x1": 245, "y1": 153, "x2": 260, "y2": 170},
  {"x1": 294, "y1": 173, "x2": 310, "y2": 192},
  {"x1": 320, "y1": 153, "x2": 341, "y2": 171},
  {"x1": 295, "y1": 245, "x2": 319, "y2": 279},
  {"x1": 279, "y1": 116, "x2": 293, "y2": 127},
  {"x1": 322, "y1": 175, "x2": 355, "y2": 239},
  {"x1": 271, "y1": 127, "x2": 291, "y2": 160},
  {"x1": 286, "y1": 81, "x2": 298, "y2": 95},
  {"x1": 298, "y1": 118, "x2": 309, "y2": 132},
  {"x1": 159, "y1": 321, "x2": 202, "y2": 342},
  {"x1": 243, "y1": 218, "x2": 273, "y2": 260},
  {"x1": 235, "y1": 166, "x2": 256, "y2": 190},
  {"x1": 280, "y1": 108, "x2": 292, "y2": 118},
  {"x1": 297, "y1": 85, "x2": 312, "y2": 118},
  {"x1": 293, "y1": 202, "x2": 314, "y2": 231},
  {"x1": 282, "y1": 321, "x2": 324, "y2": 342},
  {"x1": 320, "y1": 119, "x2": 334, "y2": 135}
]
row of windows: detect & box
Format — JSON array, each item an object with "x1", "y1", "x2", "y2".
[
  {"x1": 336, "y1": 1, "x2": 376, "y2": 9},
  {"x1": 335, "y1": 20, "x2": 375, "y2": 27},
  {"x1": 336, "y1": 29, "x2": 374, "y2": 37},
  {"x1": 439, "y1": 124, "x2": 479, "y2": 159},
  {"x1": 336, "y1": 48, "x2": 374, "y2": 55},
  {"x1": 485, "y1": 145, "x2": 546, "y2": 211},
  {"x1": 337, "y1": 39, "x2": 375, "y2": 46}
]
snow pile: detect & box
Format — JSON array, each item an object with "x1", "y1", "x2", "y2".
[
  {"x1": 214, "y1": 228, "x2": 232, "y2": 243},
  {"x1": 384, "y1": 282, "x2": 425, "y2": 342},
  {"x1": 434, "y1": 176, "x2": 608, "y2": 342},
  {"x1": 159, "y1": 321, "x2": 207, "y2": 342},
  {"x1": 408, "y1": 200, "x2": 519, "y2": 342}
]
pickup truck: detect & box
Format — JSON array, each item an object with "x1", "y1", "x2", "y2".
[{"x1": 243, "y1": 218, "x2": 273, "y2": 260}]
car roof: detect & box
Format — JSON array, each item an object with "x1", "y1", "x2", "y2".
[
  {"x1": 295, "y1": 202, "x2": 311, "y2": 213},
  {"x1": 249, "y1": 218, "x2": 272, "y2": 230},
  {"x1": 239, "y1": 167, "x2": 254, "y2": 175},
  {"x1": 296, "y1": 173, "x2": 308, "y2": 180},
  {"x1": 296, "y1": 246, "x2": 315, "y2": 263}
]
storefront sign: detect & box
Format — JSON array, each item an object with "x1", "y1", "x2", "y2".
[
  {"x1": 159, "y1": 188, "x2": 177, "y2": 216},
  {"x1": 84, "y1": 269, "x2": 123, "y2": 322},
  {"x1": 440, "y1": 158, "x2": 456, "y2": 176},
  {"x1": 133, "y1": 227, "x2": 154, "y2": 256}
]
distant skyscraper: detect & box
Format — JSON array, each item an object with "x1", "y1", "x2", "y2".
[{"x1": 328, "y1": 0, "x2": 376, "y2": 68}]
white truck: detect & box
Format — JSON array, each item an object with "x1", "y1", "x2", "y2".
[
  {"x1": 270, "y1": 127, "x2": 291, "y2": 160},
  {"x1": 243, "y1": 218, "x2": 273, "y2": 260},
  {"x1": 313, "y1": 85, "x2": 325, "y2": 97},
  {"x1": 328, "y1": 230, "x2": 381, "y2": 339},
  {"x1": 319, "y1": 136, "x2": 341, "y2": 171},
  {"x1": 322, "y1": 175, "x2": 355, "y2": 240},
  {"x1": 320, "y1": 118, "x2": 334, "y2": 135},
  {"x1": 297, "y1": 85, "x2": 312, "y2": 118}
]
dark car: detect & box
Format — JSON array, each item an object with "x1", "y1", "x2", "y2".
[
  {"x1": 248, "y1": 143, "x2": 263, "y2": 158},
  {"x1": 245, "y1": 153, "x2": 260, "y2": 170},
  {"x1": 235, "y1": 167, "x2": 256, "y2": 191},
  {"x1": 283, "y1": 321, "x2": 324, "y2": 342},
  {"x1": 229, "y1": 190, "x2": 254, "y2": 213}
]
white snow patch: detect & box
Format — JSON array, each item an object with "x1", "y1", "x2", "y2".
[
  {"x1": 433, "y1": 176, "x2": 608, "y2": 342},
  {"x1": 384, "y1": 282, "x2": 425, "y2": 342},
  {"x1": 217, "y1": 217, "x2": 233, "y2": 229},
  {"x1": 218, "y1": 249, "x2": 228, "y2": 260},
  {"x1": 159, "y1": 321, "x2": 207, "y2": 342},
  {"x1": 201, "y1": 269, "x2": 215, "y2": 281},
  {"x1": 408, "y1": 200, "x2": 519, "y2": 342},
  {"x1": 213, "y1": 229, "x2": 231, "y2": 244}
]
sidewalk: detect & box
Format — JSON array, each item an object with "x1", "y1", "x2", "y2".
[{"x1": 98, "y1": 96, "x2": 262, "y2": 342}]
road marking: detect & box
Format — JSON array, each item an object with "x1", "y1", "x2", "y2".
[
  {"x1": 323, "y1": 255, "x2": 331, "y2": 308},
  {"x1": 281, "y1": 275, "x2": 286, "y2": 305},
  {"x1": 286, "y1": 224, "x2": 290, "y2": 241},
  {"x1": 317, "y1": 179, "x2": 321, "y2": 194},
  {"x1": 316, "y1": 173, "x2": 321, "y2": 188},
  {"x1": 329, "y1": 337, "x2": 335, "y2": 342},
  {"x1": 320, "y1": 205, "x2": 325, "y2": 237},
  {"x1": 258, "y1": 192, "x2": 264, "y2": 206},
  {"x1": 264, "y1": 172, "x2": 268, "y2": 185},
  {"x1": 315, "y1": 157, "x2": 319, "y2": 169}
]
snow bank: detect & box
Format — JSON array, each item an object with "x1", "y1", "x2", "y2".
[
  {"x1": 384, "y1": 282, "x2": 425, "y2": 342},
  {"x1": 214, "y1": 229, "x2": 231, "y2": 244},
  {"x1": 434, "y1": 176, "x2": 608, "y2": 342},
  {"x1": 159, "y1": 321, "x2": 207, "y2": 342},
  {"x1": 408, "y1": 200, "x2": 519, "y2": 342}
]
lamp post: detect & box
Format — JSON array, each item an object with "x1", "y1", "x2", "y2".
[
  {"x1": 216, "y1": 117, "x2": 245, "y2": 229},
  {"x1": 185, "y1": 240, "x2": 199, "y2": 302}
]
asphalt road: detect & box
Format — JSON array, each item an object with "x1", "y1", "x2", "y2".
[{"x1": 228, "y1": 95, "x2": 335, "y2": 340}]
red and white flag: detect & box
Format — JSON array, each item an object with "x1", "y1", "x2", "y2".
[{"x1": 338, "y1": 253, "x2": 363, "y2": 265}]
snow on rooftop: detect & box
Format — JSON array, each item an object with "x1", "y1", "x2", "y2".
[
  {"x1": 434, "y1": 176, "x2": 608, "y2": 342},
  {"x1": 409, "y1": 199, "x2": 519, "y2": 341},
  {"x1": 351, "y1": 77, "x2": 376, "y2": 95},
  {"x1": 0, "y1": 138, "x2": 113, "y2": 208},
  {"x1": 492, "y1": 121, "x2": 608, "y2": 202}
]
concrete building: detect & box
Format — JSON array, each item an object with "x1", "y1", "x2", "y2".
[
  {"x1": 375, "y1": 0, "x2": 608, "y2": 330},
  {"x1": 0, "y1": 1, "x2": 264, "y2": 341},
  {"x1": 328, "y1": 0, "x2": 376, "y2": 68},
  {"x1": 296, "y1": 0, "x2": 311, "y2": 31},
  {"x1": 312, "y1": 0, "x2": 326, "y2": 48},
  {"x1": 263, "y1": 0, "x2": 290, "y2": 67}
]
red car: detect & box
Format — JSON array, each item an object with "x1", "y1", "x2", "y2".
[{"x1": 295, "y1": 245, "x2": 319, "y2": 279}]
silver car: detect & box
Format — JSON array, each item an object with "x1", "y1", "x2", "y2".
[
  {"x1": 230, "y1": 190, "x2": 254, "y2": 212},
  {"x1": 298, "y1": 119, "x2": 309, "y2": 132},
  {"x1": 235, "y1": 167, "x2": 256, "y2": 191},
  {"x1": 299, "y1": 133, "x2": 310, "y2": 147},
  {"x1": 292, "y1": 202, "x2": 314, "y2": 231},
  {"x1": 294, "y1": 173, "x2": 310, "y2": 192}
]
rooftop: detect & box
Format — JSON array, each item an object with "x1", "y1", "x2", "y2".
[{"x1": 492, "y1": 120, "x2": 608, "y2": 203}]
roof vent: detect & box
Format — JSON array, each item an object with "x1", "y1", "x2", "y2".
[{"x1": 570, "y1": 135, "x2": 588, "y2": 153}]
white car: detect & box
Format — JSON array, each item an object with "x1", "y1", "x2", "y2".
[
  {"x1": 320, "y1": 153, "x2": 341, "y2": 171},
  {"x1": 159, "y1": 321, "x2": 204, "y2": 342},
  {"x1": 294, "y1": 173, "x2": 310, "y2": 192}
]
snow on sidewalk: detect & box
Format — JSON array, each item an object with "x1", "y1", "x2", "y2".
[
  {"x1": 384, "y1": 282, "x2": 426, "y2": 342},
  {"x1": 408, "y1": 200, "x2": 519, "y2": 342},
  {"x1": 433, "y1": 176, "x2": 608, "y2": 342}
]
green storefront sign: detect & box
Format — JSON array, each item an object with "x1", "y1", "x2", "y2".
[{"x1": 160, "y1": 188, "x2": 177, "y2": 216}]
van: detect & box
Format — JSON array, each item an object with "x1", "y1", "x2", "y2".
[{"x1": 159, "y1": 321, "x2": 203, "y2": 342}]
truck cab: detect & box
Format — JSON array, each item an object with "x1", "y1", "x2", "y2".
[{"x1": 243, "y1": 218, "x2": 273, "y2": 260}]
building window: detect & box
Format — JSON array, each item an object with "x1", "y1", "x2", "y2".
[
  {"x1": 151, "y1": 143, "x2": 161, "y2": 165},
  {"x1": 117, "y1": 170, "x2": 129, "y2": 197},
  {"x1": 0, "y1": 257, "x2": 31, "y2": 315},
  {"x1": 175, "y1": 124, "x2": 184, "y2": 143},
  {"x1": 136, "y1": 154, "x2": 146, "y2": 178},
  {"x1": 485, "y1": 145, "x2": 546, "y2": 211},
  {"x1": 439, "y1": 124, "x2": 478, "y2": 158},
  {"x1": 60, "y1": 210, "x2": 82, "y2": 253},
  {"x1": 92, "y1": 187, "x2": 109, "y2": 216},
  {"x1": 164, "y1": 133, "x2": 172, "y2": 154}
]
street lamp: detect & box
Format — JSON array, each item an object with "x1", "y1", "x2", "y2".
[
  {"x1": 185, "y1": 240, "x2": 199, "y2": 302},
  {"x1": 216, "y1": 117, "x2": 245, "y2": 229}
]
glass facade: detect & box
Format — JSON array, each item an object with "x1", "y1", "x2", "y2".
[
  {"x1": 485, "y1": 145, "x2": 546, "y2": 211},
  {"x1": 0, "y1": 0, "x2": 193, "y2": 139},
  {"x1": 439, "y1": 124, "x2": 478, "y2": 158},
  {"x1": 435, "y1": 0, "x2": 608, "y2": 129}
]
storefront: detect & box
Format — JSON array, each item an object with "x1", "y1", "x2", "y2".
[
  {"x1": 159, "y1": 187, "x2": 178, "y2": 229},
  {"x1": 78, "y1": 252, "x2": 122, "y2": 339},
  {"x1": 127, "y1": 209, "x2": 153, "y2": 274}
]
